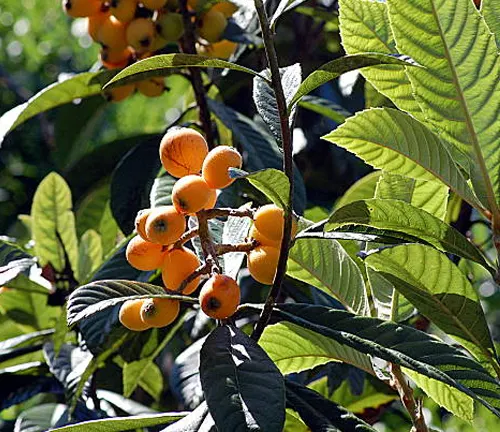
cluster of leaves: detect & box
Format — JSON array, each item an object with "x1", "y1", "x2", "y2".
[{"x1": 1, "y1": 0, "x2": 500, "y2": 431}]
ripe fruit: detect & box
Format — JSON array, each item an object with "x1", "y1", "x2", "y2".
[
  {"x1": 104, "y1": 83, "x2": 136, "y2": 102},
  {"x1": 199, "y1": 274, "x2": 240, "y2": 319},
  {"x1": 198, "y1": 9, "x2": 227, "y2": 43},
  {"x1": 97, "y1": 15, "x2": 128, "y2": 50},
  {"x1": 87, "y1": 11, "x2": 111, "y2": 41},
  {"x1": 140, "y1": 297, "x2": 180, "y2": 328},
  {"x1": 126, "y1": 18, "x2": 156, "y2": 53},
  {"x1": 63, "y1": 0, "x2": 104, "y2": 18},
  {"x1": 162, "y1": 247, "x2": 201, "y2": 294},
  {"x1": 100, "y1": 46, "x2": 134, "y2": 69},
  {"x1": 156, "y1": 12, "x2": 184, "y2": 42},
  {"x1": 204, "y1": 188, "x2": 217, "y2": 210},
  {"x1": 135, "y1": 209, "x2": 152, "y2": 240},
  {"x1": 212, "y1": 1, "x2": 238, "y2": 17},
  {"x1": 142, "y1": 0, "x2": 167, "y2": 9},
  {"x1": 145, "y1": 205, "x2": 186, "y2": 245},
  {"x1": 201, "y1": 146, "x2": 242, "y2": 189},
  {"x1": 172, "y1": 175, "x2": 212, "y2": 214},
  {"x1": 119, "y1": 299, "x2": 151, "y2": 331},
  {"x1": 110, "y1": 0, "x2": 138, "y2": 23},
  {"x1": 126, "y1": 235, "x2": 167, "y2": 270},
  {"x1": 197, "y1": 40, "x2": 237, "y2": 59},
  {"x1": 247, "y1": 245, "x2": 280, "y2": 285},
  {"x1": 248, "y1": 224, "x2": 279, "y2": 248},
  {"x1": 159, "y1": 128, "x2": 209, "y2": 178},
  {"x1": 253, "y1": 204, "x2": 297, "y2": 243},
  {"x1": 137, "y1": 77, "x2": 165, "y2": 97}
]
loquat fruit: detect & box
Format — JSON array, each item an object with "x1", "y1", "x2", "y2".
[
  {"x1": 159, "y1": 128, "x2": 209, "y2": 178},
  {"x1": 140, "y1": 297, "x2": 180, "y2": 328},
  {"x1": 104, "y1": 83, "x2": 136, "y2": 102},
  {"x1": 119, "y1": 299, "x2": 151, "y2": 331},
  {"x1": 254, "y1": 204, "x2": 298, "y2": 243},
  {"x1": 145, "y1": 205, "x2": 186, "y2": 245},
  {"x1": 97, "y1": 15, "x2": 128, "y2": 50},
  {"x1": 142, "y1": 0, "x2": 167, "y2": 10},
  {"x1": 248, "y1": 224, "x2": 280, "y2": 248},
  {"x1": 204, "y1": 187, "x2": 217, "y2": 211},
  {"x1": 212, "y1": 1, "x2": 238, "y2": 18},
  {"x1": 162, "y1": 246, "x2": 201, "y2": 294},
  {"x1": 62, "y1": 0, "x2": 104, "y2": 18},
  {"x1": 196, "y1": 39, "x2": 237, "y2": 59},
  {"x1": 201, "y1": 145, "x2": 242, "y2": 189},
  {"x1": 100, "y1": 46, "x2": 134, "y2": 69},
  {"x1": 135, "y1": 208, "x2": 152, "y2": 240},
  {"x1": 172, "y1": 175, "x2": 212, "y2": 214},
  {"x1": 199, "y1": 274, "x2": 240, "y2": 319},
  {"x1": 87, "y1": 11, "x2": 111, "y2": 41},
  {"x1": 126, "y1": 235, "x2": 167, "y2": 270},
  {"x1": 247, "y1": 245, "x2": 280, "y2": 285},
  {"x1": 126, "y1": 18, "x2": 156, "y2": 53},
  {"x1": 156, "y1": 12, "x2": 184, "y2": 42},
  {"x1": 137, "y1": 77, "x2": 166, "y2": 97},
  {"x1": 198, "y1": 9, "x2": 227, "y2": 43},
  {"x1": 110, "y1": 0, "x2": 138, "y2": 23}
]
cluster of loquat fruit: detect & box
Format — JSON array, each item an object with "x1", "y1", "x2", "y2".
[
  {"x1": 62, "y1": 0, "x2": 239, "y2": 102},
  {"x1": 119, "y1": 127, "x2": 296, "y2": 332}
]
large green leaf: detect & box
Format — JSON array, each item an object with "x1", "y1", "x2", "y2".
[
  {"x1": 387, "y1": 0, "x2": 500, "y2": 208},
  {"x1": 14, "y1": 403, "x2": 67, "y2": 432},
  {"x1": 288, "y1": 53, "x2": 418, "y2": 108},
  {"x1": 150, "y1": 173, "x2": 176, "y2": 208},
  {"x1": 104, "y1": 53, "x2": 266, "y2": 89},
  {"x1": 199, "y1": 325, "x2": 286, "y2": 432},
  {"x1": 326, "y1": 198, "x2": 493, "y2": 273},
  {"x1": 246, "y1": 303, "x2": 500, "y2": 416},
  {"x1": 338, "y1": 0, "x2": 423, "y2": 117},
  {"x1": 77, "y1": 230, "x2": 102, "y2": 284},
  {"x1": 364, "y1": 244, "x2": 498, "y2": 374},
  {"x1": 298, "y1": 95, "x2": 351, "y2": 124},
  {"x1": 483, "y1": 0, "x2": 500, "y2": 47},
  {"x1": 323, "y1": 108, "x2": 484, "y2": 210},
  {"x1": 288, "y1": 234, "x2": 369, "y2": 315},
  {"x1": 334, "y1": 171, "x2": 381, "y2": 210},
  {"x1": 259, "y1": 322, "x2": 374, "y2": 375},
  {"x1": 0, "y1": 70, "x2": 116, "y2": 145},
  {"x1": 31, "y1": 172, "x2": 78, "y2": 273}
]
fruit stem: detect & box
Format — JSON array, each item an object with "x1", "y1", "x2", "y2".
[
  {"x1": 215, "y1": 240, "x2": 258, "y2": 255},
  {"x1": 178, "y1": 0, "x2": 215, "y2": 149},
  {"x1": 197, "y1": 210, "x2": 222, "y2": 274},
  {"x1": 172, "y1": 226, "x2": 199, "y2": 248},
  {"x1": 199, "y1": 207, "x2": 255, "y2": 219},
  {"x1": 250, "y1": 0, "x2": 294, "y2": 342}
]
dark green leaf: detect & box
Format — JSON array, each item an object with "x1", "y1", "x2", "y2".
[
  {"x1": 150, "y1": 173, "x2": 176, "y2": 208},
  {"x1": 14, "y1": 403, "x2": 67, "y2": 432},
  {"x1": 270, "y1": 0, "x2": 309, "y2": 28},
  {"x1": 298, "y1": 95, "x2": 351, "y2": 124}
]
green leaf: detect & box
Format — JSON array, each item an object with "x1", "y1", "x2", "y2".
[
  {"x1": 338, "y1": 0, "x2": 423, "y2": 117},
  {"x1": 288, "y1": 53, "x2": 418, "y2": 109},
  {"x1": 284, "y1": 409, "x2": 308, "y2": 432},
  {"x1": 270, "y1": 0, "x2": 309, "y2": 28},
  {"x1": 334, "y1": 171, "x2": 381, "y2": 210},
  {"x1": 50, "y1": 412, "x2": 187, "y2": 432},
  {"x1": 123, "y1": 360, "x2": 163, "y2": 401},
  {"x1": 386, "y1": 0, "x2": 500, "y2": 209},
  {"x1": 0, "y1": 329, "x2": 54, "y2": 352},
  {"x1": 200, "y1": 325, "x2": 286, "y2": 432},
  {"x1": 247, "y1": 303, "x2": 500, "y2": 416},
  {"x1": 104, "y1": 53, "x2": 266, "y2": 89},
  {"x1": 31, "y1": 172, "x2": 78, "y2": 273},
  {"x1": 76, "y1": 182, "x2": 111, "y2": 238},
  {"x1": 77, "y1": 230, "x2": 102, "y2": 284},
  {"x1": 221, "y1": 206, "x2": 252, "y2": 279},
  {"x1": 364, "y1": 244, "x2": 498, "y2": 373},
  {"x1": 0, "y1": 70, "x2": 116, "y2": 144},
  {"x1": 0, "y1": 258, "x2": 51, "y2": 295},
  {"x1": 14, "y1": 403, "x2": 67, "y2": 432},
  {"x1": 327, "y1": 199, "x2": 493, "y2": 273},
  {"x1": 298, "y1": 95, "x2": 351, "y2": 124},
  {"x1": 99, "y1": 202, "x2": 119, "y2": 256},
  {"x1": 259, "y1": 322, "x2": 374, "y2": 375},
  {"x1": 483, "y1": 0, "x2": 500, "y2": 47},
  {"x1": 288, "y1": 232, "x2": 369, "y2": 315},
  {"x1": 238, "y1": 168, "x2": 291, "y2": 210},
  {"x1": 150, "y1": 173, "x2": 176, "y2": 208},
  {"x1": 323, "y1": 108, "x2": 484, "y2": 210}
]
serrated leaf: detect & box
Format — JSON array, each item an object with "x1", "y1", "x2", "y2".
[
  {"x1": 387, "y1": 0, "x2": 500, "y2": 208},
  {"x1": 287, "y1": 234, "x2": 368, "y2": 315},
  {"x1": 338, "y1": 0, "x2": 423, "y2": 117},
  {"x1": 364, "y1": 244, "x2": 498, "y2": 373},
  {"x1": 150, "y1": 173, "x2": 176, "y2": 208},
  {"x1": 77, "y1": 230, "x2": 102, "y2": 283},
  {"x1": 334, "y1": 171, "x2": 381, "y2": 210},
  {"x1": 298, "y1": 95, "x2": 351, "y2": 124},
  {"x1": 326, "y1": 199, "x2": 493, "y2": 273},
  {"x1": 0, "y1": 70, "x2": 116, "y2": 145},
  {"x1": 246, "y1": 303, "x2": 500, "y2": 417},
  {"x1": 31, "y1": 172, "x2": 78, "y2": 273},
  {"x1": 483, "y1": 0, "x2": 500, "y2": 47},
  {"x1": 200, "y1": 325, "x2": 285, "y2": 432},
  {"x1": 260, "y1": 322, "x2": 374, "y2": 375},
  {"x1": 323, "y1": 108, "x2": 484, "y2": 210},
  {"x1": 222, "y1": 208, "x2": 252, "y2": 279},
  {"x1": 241, "y1": 168, "x2": 291, "y2": 210},
  {"x1": 104, "y1": 53, "x2": 266, "y2": 89},
  {"x1": 288, "y1": 53, "x2": 418, "y2": 109}
]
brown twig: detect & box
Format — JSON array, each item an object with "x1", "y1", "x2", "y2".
[
  {"x1": 178, "y1": 0, "x2": 215, "y2": 149},
  {"x1": 199, "y1": 207, "x2": 256, "y2": 219},
  {"x1": 215, "y1": 240, "x2": 257, "y2": 255},
  {"x1": 174, "y1": 262, "x2": 211, "y2": 293},
  {"x1": 172, "y1": 227, "x2": 199, "y2": 249},
  {"x1": 197, "y1": 211, "x2": 222, "y2": 274}
]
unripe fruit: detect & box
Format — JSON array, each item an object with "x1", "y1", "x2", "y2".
[
  {"x1": 104, "y1": 83, "x2": 136, "y2": 102},
  {"x1": 172, "y1": 175, "x2": 212, "y2": 214},
  {"x1": 127, "y1": 18, "x2": 156, "y2": 53},
  {"x1": 100, "y1": 46, "x2": 134, "y2": 69},
  {"x1": 137, "y1": 77, "x2": 165, "y2": 97},
  {"x1": 135, "y1": 209, "x2": 152, "y2": 240},
  {"x1": 156, "y1": 12, "x2": 184, "y2": 42},
  {"x1": 198, "y1": 10, "x2": 227, "y2": 43},
  {"x1": 87, "y1": 11, "x2": 111, "y2": 41},
  {"x1": 145, "y1": 205, "x2": 186, "y2": 245},
  {"x1": 199, "y1": 274, "x2": 240, "y2": 319},
  {"x1": 119, "y1": 299, "x2": 151, "y2": 331},
  {"x1": 247, "y1": 245, "x2": 279, "y2": 285},
  {"x1": 110, "y1": 0, "x2": 138, "y2": 23},
  {"x1": 63, "y1": 0, "x2": 104, "y2": 18},
  {"x1": 140, "y1": 297, "x2": 180, "y2": 328},
  {"x1": 97, "y1": 15, "x2": 128, "y2": 50},
  {"x1": 126, "y1": 235, "x2": 167, "y2": 270},
  {"x1": 212, "y1": 1, "x2": 238, "y2": 18},
  {"x1": 202, "y1": 146, "x2": 242, "y2": 189},
  {"x1": 197, "y1": 40, "x2": 237, "y2": 59},
  {"x1": 142, "y1": 0, "x2": 167, "y2": 10},
  {"x1": 162, "y1": 247, "x2": 201, "y2": 294},
  {"x1": 253, "y1": 204, "x2": 297, "y2": 243},
  {"x1": 248, "y1": 224, "x2": 280, "y2": 248},
  {"x1": 159, "y1": 128, "x2": 209, "y2": 178}
]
